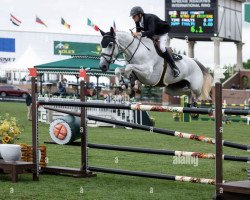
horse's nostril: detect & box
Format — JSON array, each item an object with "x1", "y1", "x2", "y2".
[{"x1": 100, "y1": 65, "x2": 108, "y2": 72}]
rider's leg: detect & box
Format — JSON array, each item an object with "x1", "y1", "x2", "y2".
[
  {"x1": 163, "y1": 50, "x2": 180, "y2": 77},
  {"x1": 159, "y1": 34, "x2": 180, "y2": 78}
]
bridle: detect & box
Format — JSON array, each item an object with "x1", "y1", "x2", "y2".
[
  {"x1": 100, "y1": 34, "x2": 143, "y2": 64},
  {"x1": 100, "y1": 35, "x2": 118, "y2": 64}
]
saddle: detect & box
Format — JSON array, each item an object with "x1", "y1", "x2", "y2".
[
  {"x1": 151, "y1": 39, "x2": 182, "y2": 87},
  {"x1": 152, "y1": 39, "x2": 183, "y2": 61}
]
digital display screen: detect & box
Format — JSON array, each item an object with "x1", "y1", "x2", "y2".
[
  {"x1": 168, "y1": 10, "x2": 215, "y2": 35},
  {"x1": 165, "y1": 0, "x2": 217, "y2": 39}
]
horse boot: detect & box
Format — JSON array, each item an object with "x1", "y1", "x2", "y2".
[{"x1": 163, "y1": 50, "x2": 180, "y2": 78}]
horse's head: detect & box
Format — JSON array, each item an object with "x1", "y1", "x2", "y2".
[{"x1": 99, "y1": 27, "x2": 119, "y2": 72}]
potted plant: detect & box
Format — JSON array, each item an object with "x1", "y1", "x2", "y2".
[{"x1": 0, "y1": 113, "x2": 23, "y2": 161}]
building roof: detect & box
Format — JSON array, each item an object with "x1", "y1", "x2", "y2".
[{"x1": 34, "y1": 54, "x2": 124, "y2": 76}]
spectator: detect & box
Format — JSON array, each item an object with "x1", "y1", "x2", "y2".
[
  {"x1": 104, "y1": 93, "x2": 111, "y2": 103},
  {"x1": 57, "y1": 79, "x2": 67, "y2": 95},
  {"x1": 26, "y1": 92, "x2": 32, "y2": 121}
]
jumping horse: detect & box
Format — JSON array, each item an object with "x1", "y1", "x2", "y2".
[{"x1": 99, "y1": 27, "x2": 213, "y2": 101}]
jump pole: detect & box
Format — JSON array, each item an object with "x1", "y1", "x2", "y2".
[
  {"x1": 44, "y1": 141, "x2": 249, "y2": 163},
  {"x1": 38, "y1": 101, "x2": 250, "y2": 116},
  {"x1": 88, "y1": 166, "x2": 216, "y2": 185},
  {"x1": 87, "y1": 143, "x2": 249, "y2": 162},
  {"x1": 39, "y1": 101, "x2": 213, "y2": 114},
  {"x1": 43, "y1": 106, "x2": 250, "y2": 151}
]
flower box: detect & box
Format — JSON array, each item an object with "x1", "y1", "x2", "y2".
[{"x1": 20, "y1": 144, "x2": 47, "y2": 167}]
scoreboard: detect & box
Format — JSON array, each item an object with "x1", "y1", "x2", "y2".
[{"x1": 165, "y1": 0, "x2": 217, "y2": 40}]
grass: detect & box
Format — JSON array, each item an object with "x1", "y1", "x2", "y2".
[{"x1": 0, "y1": 102, "x2": 249, "y2": 200}]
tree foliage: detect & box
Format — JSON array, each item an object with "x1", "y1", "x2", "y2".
[{"x1": 243, "y1": 59, "x2": 250, "y2": 69}]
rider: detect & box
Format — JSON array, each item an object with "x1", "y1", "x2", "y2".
[{"x1": 130, "y1": 6, "x2": 180, "y2": 78}]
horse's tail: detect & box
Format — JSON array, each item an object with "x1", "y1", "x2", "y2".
[{"x1": 193, "y1": 59, "x2": 213, "y2": 100}]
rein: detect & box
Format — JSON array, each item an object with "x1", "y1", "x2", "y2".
[{"x1": 101, "y1": 33, "x2": 150, "y2": 64}]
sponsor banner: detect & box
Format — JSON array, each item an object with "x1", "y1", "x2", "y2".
[
  {"x1": 54, "y1": 41, "x2": 101, "y2": 55},
  {"x1": 0, "y1": 57, "x2": 16, "y2": 64},
  {"x1": 0, "y1": 38, "x2": 15, "y2": 52}
]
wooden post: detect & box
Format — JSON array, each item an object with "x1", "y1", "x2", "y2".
[
  {"x1": 31, "y1": 77, "x2": 39, "y2": 181},
  {"x1": 39, "y1": 74, "x2": 43, "y2": 95},
  {"x1": 215, "y1": 82, "x2": 223, "y2": 196},
  {"x1": 80, "y1": 80, "x2": 87, "y2": 173}
]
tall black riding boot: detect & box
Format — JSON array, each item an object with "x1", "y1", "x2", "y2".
[{"x1": 163, "y1": 50, "x2": 180, "y2": 78}]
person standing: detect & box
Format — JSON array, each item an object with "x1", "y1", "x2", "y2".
[{"x1": 26, "y1": 92, "x2": 32, "y2": 121}]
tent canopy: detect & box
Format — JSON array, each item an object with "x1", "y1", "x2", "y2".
[{"x1": 34, "y1": 53, "x2": 124, "y2": 76}]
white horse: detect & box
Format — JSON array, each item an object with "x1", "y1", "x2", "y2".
[{"x1": 99, "y1": 27, "x2": 213, "y2": 101}]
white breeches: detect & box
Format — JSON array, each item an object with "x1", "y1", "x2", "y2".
[
  {"x1": 153, "y1": 33, "x2": 168, "y2": 52},
  {"x1": 158, "y1": 33, "x2": 168, "y2": 52}
]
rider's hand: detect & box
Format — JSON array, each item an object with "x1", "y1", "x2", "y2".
[{"x1": 132, "y1": 32, "x2": 142, "y2": 37}]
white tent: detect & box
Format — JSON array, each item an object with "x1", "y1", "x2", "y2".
[
  {"x1": 0, "y1": 46, "x2": 43, "y2": 83},
  {"x1": 7, "y1": 46, "x2": 43, "y2": 70}
]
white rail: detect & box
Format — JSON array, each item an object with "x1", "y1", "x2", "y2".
[{"x1": 38, "y1": 97, "x2": 137, "y2": 127}]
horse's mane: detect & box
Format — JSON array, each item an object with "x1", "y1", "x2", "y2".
[
  {"x1": 115, "y1": 31, "x2": 154, "y2": 46},
  {"x1": 115, "y1": 30, "x2": 133, "y2": 37},
  {"x1": 115, "y1": 30, "x2": 128, "y2": 33}
]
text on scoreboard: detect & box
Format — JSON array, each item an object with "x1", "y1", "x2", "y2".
[{"x1": 168, "y1": 10, "x2": 215, "y2": 34}]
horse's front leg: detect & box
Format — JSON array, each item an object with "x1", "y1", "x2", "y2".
[
  {"x1": 115, "y1": 65, "x2": 139, "y2": 90},
  {"x1": 125, "y1": 63, "x2": 152, "y2": 79},
  {"x1": 114, "y1": 67, "x2": 128, "y2": 90},
  {"x1": 115, "y1": 67, "x2": 125, "y2": 80}
]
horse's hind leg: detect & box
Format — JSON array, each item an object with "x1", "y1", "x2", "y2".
[
  {"x1": 164, "y1": 86, "x2": 191, "y2": 97},
  {"x1": 189, "y1": 84, "x2": 202, "y2": 106},
  {"x1": 189, "y1": 75, "x2": 203, "y2": 99}
]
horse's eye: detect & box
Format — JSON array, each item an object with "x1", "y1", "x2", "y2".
[{"x1": 108, "y1": 43, "x2": 113, "y2": 48}]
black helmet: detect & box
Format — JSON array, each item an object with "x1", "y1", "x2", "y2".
[{"x1": 130, "y1": 6, "x2": 144, "y2": 17}]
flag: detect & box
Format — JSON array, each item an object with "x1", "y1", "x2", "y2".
[
  {"x1": 61, "y1": 18, "x2": 70, "y2": 29},
  {"x1": 87, "y1": 18, "x2": 99, "y2": 31},
  {"x1": 28, "y1": 68, "x2": 37, "y2": 77},
  {"x1": 36, "y1": 16, "x2": 47, "y2": 27},
  {"x1": 113, "y1": 20, "x2": 116, "y2": 31},
  {"x1": 10, "y1": 14, "x2": 21, "y2": 26},
  {"x1": 79, "y1": 69, "x2": 87, "y2": 79}
]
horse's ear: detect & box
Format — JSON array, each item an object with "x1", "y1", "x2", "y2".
[
  {"x1": 99, "y1": 29, "x2": 105, "y2": 36},
  {"x1": 110, "y1": 27, "x2": 115, "y2": 36}
]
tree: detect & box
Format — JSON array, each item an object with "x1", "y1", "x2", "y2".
[{"x1": 243, "y1": 59, "x2": 250, "y2": 69}]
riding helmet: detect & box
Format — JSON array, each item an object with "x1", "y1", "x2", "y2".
[{"x1": 130, "y1": 6, "x2": 144, "y2": 17}]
